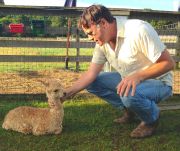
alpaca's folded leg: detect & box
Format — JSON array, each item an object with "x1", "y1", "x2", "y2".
[
  {"x1": 3, "y1": 122, "x2": 32, "y2": 134},
  {"x1": 16, "y1": 123, "x2": 32, "y2": 134},
  {"x1": 33, "y1": 126, "x2": 47, "y2": 136}
]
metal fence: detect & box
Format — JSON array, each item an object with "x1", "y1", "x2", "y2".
[{"x1": 0, "y1": 6, "x2": 179, "y2": 102}]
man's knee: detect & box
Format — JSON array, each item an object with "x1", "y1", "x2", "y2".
[
  {"x1": 86, "y1": 83, "x2": 95, "y2": 93},
  {"x1": 86, "y1": 73, "x2": 105, "y2": 92},
  {"x1": 121, "y1": 95, "x2": 142, "y2": 110},
  {"x1": 121, "y1": 96, "x2": 134, "y2": 108}
]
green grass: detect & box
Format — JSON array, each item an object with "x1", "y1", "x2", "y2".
[
  {"x1": 0, "y1": 47, "x2": 94, "y2": 56},
  {"x1": 0, "y1": 62, "x2": 90, "y2": 73},
  {"x1": 0, "y1": 96, "x2": 180, "y2": 151}
]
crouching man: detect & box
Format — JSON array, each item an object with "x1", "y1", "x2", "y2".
[{"x1": 62, "y1": 5, "x2": 175, "y2": 138}]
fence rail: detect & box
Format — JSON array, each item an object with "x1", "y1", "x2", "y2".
[
  {"x1": 0, "y1": 39, "x2": 178, "y2": 49},
  {"x1": 0, "y1": 39, "x2": 95, "y2": 48},
  {"x1": 0, "y1": 55, "x2": 92, "y2": 62},
  {"x1": 0, "y1": 5, "x2": 179, "y2": 21}
]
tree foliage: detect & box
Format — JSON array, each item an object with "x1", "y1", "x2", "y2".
[
  {"x1": 148, "y1": 19, "x2": 173, "y2": 29},
  {"x1": 0, "y1": 15, "x2": 77, "y2": 27},
  {"x1": 0, "y1": 15, "x2": 173, "y2": 29}
]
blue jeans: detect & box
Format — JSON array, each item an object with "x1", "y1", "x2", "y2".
[{"x1": 86, "y1": 72, "x2": 172, "y2": 124}]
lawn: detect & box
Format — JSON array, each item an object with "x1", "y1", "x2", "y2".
[
  {"x1": 0, "y1": 47, "x2": 94, "y2": 56},
  {"x1": 0, "y1": 96, "x2": 180, "y2": 151},
  {"x1": 0, "y1": 62, "x2": 91, "y2": 73}
]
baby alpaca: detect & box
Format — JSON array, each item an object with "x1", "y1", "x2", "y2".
[{"x1": 2, "y1": 79, "x2": 64, "y2": 135}]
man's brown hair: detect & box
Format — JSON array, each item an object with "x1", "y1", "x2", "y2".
[{"x1": 78, "y1": 5, "x2": 114, "y2": 29}]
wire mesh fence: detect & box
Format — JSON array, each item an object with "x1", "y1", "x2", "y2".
[
  {"x1": 0, "y1": 9, "x2": 179, "y2": 102},
  {"x1": 0, "y1": 14, "x2": 90, "y2": 101},
  {"x1": 158, "y1": 23, "x2": 180, "y2": 95}
]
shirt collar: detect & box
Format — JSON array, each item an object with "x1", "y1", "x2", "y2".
[{"x1": 115, "y1": 17, "x2": 127, "y2": 38}]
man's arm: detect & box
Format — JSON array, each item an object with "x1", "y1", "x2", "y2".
[
  {"x1": 116, "y1": 49, "x2": 175, "y2": 97},
  {"x1": 64, "y1": 62, "x2": 104, "y2": 99}
]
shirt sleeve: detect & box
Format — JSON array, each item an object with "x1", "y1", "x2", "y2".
[
  {"x1": 137, "y1": 22, "x2": 166, "y2": 63},
  {"x1": 91, "y1": 44, "x2": 107, "y2": 64}
]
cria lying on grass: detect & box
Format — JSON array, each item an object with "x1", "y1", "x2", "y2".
[{"x1": 2, "y1": 79, "x2": 64, "y2": 136}]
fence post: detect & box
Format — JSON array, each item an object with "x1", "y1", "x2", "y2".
[
  {"x1": 65, "y1": 18, "x2": 71, "y2": 69},
  {"x1": 76, "y1": 28, "x2": 80, "y2": 72},
  {"x1": 176, "y1": 21, "x2": 180, "y2": 69}
]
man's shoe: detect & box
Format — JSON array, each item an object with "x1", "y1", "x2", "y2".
[
  {"x1": 130, "y1": 119, "x2": 159, "y2": 138},
  {"x1": 114, "y1": 110, "x2": 135, "y2": 124}
]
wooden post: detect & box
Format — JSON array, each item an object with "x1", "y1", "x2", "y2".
[
  {"x1": 76, "y1": 28, "x2": 80, "y2": 72},
  {"x1": 176, "y1": 21, "x2": 180, "y2": 69},
  {"x1": 65, "y1": 18, "x2": 71, "y2": 69}
]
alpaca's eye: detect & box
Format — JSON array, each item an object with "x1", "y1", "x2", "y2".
[{"x1": 54, "y1": 89, "x2": 59, "y2": 93}]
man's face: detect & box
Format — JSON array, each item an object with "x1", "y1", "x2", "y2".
[{"x1": 82, "y1": 22, "x2": 105, "y2": 46}]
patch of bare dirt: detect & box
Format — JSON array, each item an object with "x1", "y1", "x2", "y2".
[
  {"x1": 173, "y1": 70, "x2": 180, "y2": 94},
  {"x1": 0, "y1": 70, "x2": 179, "y2": 94},
  {"x1": 0, "y1": 69, "x2": 81, "y2": 94}
]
